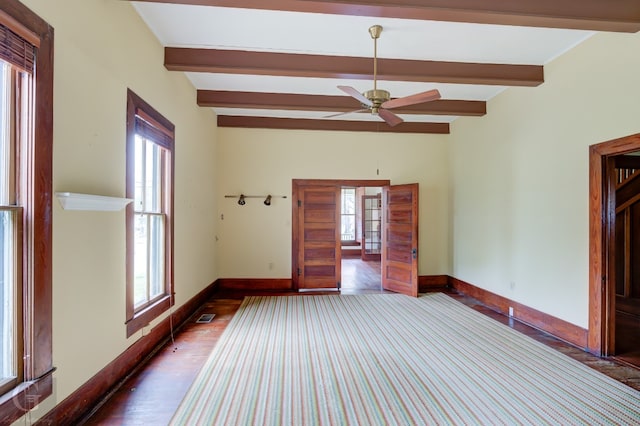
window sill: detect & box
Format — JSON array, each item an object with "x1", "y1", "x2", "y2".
[
  {"x1": 126, "y1": 295, "x2": 172, "y2": 338},
  {"x1": 0, "y1": 372, "x2": 54, "y2": 424}
]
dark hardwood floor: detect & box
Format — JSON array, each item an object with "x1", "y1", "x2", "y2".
[
  {"x1": 615, "y1": 310, "x2": 640, "y2": 367},
  {"x1": 341, "y1": 258, "x2": 381, "y2": 292},
  {"x1": 82, "y1": 260, "x2": 640, "y2": 425}
]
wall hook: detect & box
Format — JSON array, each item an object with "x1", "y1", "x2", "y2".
[
  {"x1": 238, "y1": 194, "x2": 246, "y2": 205},
  {"x1": 264, "y1": 195, "x2": 272, "y2": 206}
]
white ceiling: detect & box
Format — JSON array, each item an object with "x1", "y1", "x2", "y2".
[{"x1": 132, "y1": 2, "x2": 594, "y2": 128}]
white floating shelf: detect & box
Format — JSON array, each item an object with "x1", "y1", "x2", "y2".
[{"x1": 56, "y1": 192, "x2": 133, "y2": 211}]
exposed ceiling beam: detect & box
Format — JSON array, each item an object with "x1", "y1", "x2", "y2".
[
  {"x1": 217, "y1": 116, "x2": 449, "y2": 134},
  {"x1": 135, "y1": 0, "x2": 640, "y2": 32},
  {"x1": 198, "y1": 91, "x2": 486, "y2": 116},
  {"x1": 166, "y1": 49, "x2": 543, "y2": 87}
]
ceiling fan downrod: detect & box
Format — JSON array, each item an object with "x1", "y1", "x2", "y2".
[
  {"x1": 366, "y1": 25, "x2": 390, "y2": 113},
  {"x1": 369, "y1": 25, "x2": 382, "y2": 91}
]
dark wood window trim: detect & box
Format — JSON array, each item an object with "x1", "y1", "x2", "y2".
[
  {"x1": 0, "y1": 0, "x2": 53, "y2": 424},
  {"x1": 125, "y1": 89, "x2": 175, "y2": 338}
]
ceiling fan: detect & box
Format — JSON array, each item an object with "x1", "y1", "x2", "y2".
[{"x1": 334, "y1": 25, "x2": 441, "y2": 127}]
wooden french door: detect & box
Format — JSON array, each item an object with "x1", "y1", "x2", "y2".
[
  {"x1": 292, "y1": 179, "x2": 394, "y2": 292},
  {"x1": 297, "y1": 185, "x2": 341, "y2": 290},
  {"x1": 381, "y1": 183, "x2": 419, "y2": 297}
]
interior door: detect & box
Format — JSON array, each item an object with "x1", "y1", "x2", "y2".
[
  {"x1": 382, "y1": 183, "x2": 419, "y2": 297},
  {"x1": 297, "y1": 185, "x2": 341, "y2": 290}
]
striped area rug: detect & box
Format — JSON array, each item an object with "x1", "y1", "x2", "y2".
[{"x1": 170, "y1": 293, "x2": 640, "y2": 425}]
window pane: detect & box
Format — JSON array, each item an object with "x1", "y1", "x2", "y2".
[
  {"x1": 133, "y1": 137, "x2": 166, "y2": 309},
  {"x1": 133, "y1": 214, "x2": 148, "y2": 308},
  {"x1": 134, "y1": 135, "x2": 144, "y2": 212},
  {"x1": 342, "y1": 188, "x2": 355, "y2": 214},
  {"x1": 341, "y1": 187, "x2": 356, "y2": 241},
  {"x1": 134, "y1": 213, "x2": 165, "y2": 308},
  {"x1": 0, "y1": 210, "x2": 16, "y2": 382},
  {"x1": 145, "y1": 141, "x2": 160, "y2": 213},
  {"x1": 148, "y1": 214, "x2": 165, "y2": 299},
  {"x1": 0, "y1": 62, "x2": 9, "y2": 205},
  {"x1": 341, "y1": 215, "x2": 355, "y2": 240}
]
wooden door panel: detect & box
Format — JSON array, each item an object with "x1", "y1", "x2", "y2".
[
  {"x1": 304, "y1": 207, "x2": 335, "y2": 223},
  {"x1": 387, "y1": 247, "x2": 412, "y2": 263},
  {"x1": 386, "y1": 266, "x2": 412, "y2": 282},
  {"x1": 304, "y1": 227, "x2": 336, "y2": 241},
  {"x1": 387, "y1": 228, "x2": 412, "y2": 242},
  {"x1": 304, "y1": 190, "x2": 336, "y2": 204},
  {"x1": 298, "y1": 185, "x2": 341, "y2": 290},
  {"x1": 382, "y1": 183, "x2": 418, "y2": 297},
  {"x1": 304, "y1": 247, "x2": 336, "y2": 260},
  {"x1": 304, "y1": 265, "x2": 335, "y2": 274},
  {"x1": 388, "y1": 208, "x2": 413, "y2": 223},
  {"x1": 387, "y1": 189, "x2": 413, "y2": 204}
]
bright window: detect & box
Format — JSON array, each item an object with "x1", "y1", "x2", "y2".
[
  {"x1": 0, "y1": 2, "x2": 54, "y2": 421},
  {"x1": 126, "y1": 90, "x2": 174, "y2": 337},
  {"x1": 341, "y1": 187, "x2": 356, "y2": 241},
  {"x1": 133, "y1": 135, "x2": 166, "y2": 308},
  {"x1": 0, "y1": 59, "x2": 24, "y2": 395}
]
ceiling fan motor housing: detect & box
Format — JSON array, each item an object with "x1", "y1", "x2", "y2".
[{"x1": 363, "y1": 89, "x2": 391, "y2": 112}]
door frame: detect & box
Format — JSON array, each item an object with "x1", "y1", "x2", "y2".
[
  {"x1": 589, "y1": 133, "x2": 640, "y2": 356},
  {"x1": 292, "y1": 179, "x2": 390, "y2": 290}
]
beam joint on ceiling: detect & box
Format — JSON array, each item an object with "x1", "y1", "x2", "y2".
[
  {"x1": 197, "y1": 91, "x2": 486, "y2": 116},
  {"x1": 166, "y1": 48, "x2": 544, "y2": 87},
  {"x1": 216, "y1": 116, "x2": 450, "y2": 134},
  {"x1": 134, "y1": 0, "x2": 640, "y2": 32}
]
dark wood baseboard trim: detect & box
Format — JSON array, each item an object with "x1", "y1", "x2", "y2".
[
  {"x1": 36, "y1": 281, "x2": 219, "y2": 426},
  {"x1": 216, "y1": 278, "x2": 293, "y2": 292},
  {"x1": 341, "y1": 249, "x2": 362, "y2": 258},
  {"x1": 449, "y1": 277, "x2": 588, "y2": 349},
  {"x1": 419, "y1": 275, "x2": 450, "y2": 292}
]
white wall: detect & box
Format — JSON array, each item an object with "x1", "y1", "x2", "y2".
[
  {"x1": 17, "y1": 0, "x2": 219, "y2": 421},
  {"x1": 450, "y1": 30, "x2": 640, "y2": 328},
  {"x1": 216, "y1": 128, "x2": 451, "y2": 278}
]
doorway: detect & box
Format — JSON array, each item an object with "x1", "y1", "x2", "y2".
[
  {"x1": 340, "y1": 186, "x2": 383, "y2": 292},
  {"x1": 292, "y1": 179, "x2": 420, "y2": 297},
  {"x1": 589, "y1": 133, "x2": 640, "y2": 365}
]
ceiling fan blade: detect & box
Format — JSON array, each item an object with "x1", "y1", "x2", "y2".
[
  {"x1": 378, "y1": 108, "x2": 404, "y2": 127},
  {"x1": 338, "y1": 85, "x2": 373, "y2": 107},
  {"x1": 381, "y1": 89, "x2": 441, "y2": 110},
  {"x1": 325, "y1": 109, "x2": 369, "y2": 119}
]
